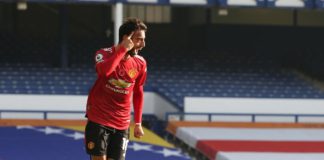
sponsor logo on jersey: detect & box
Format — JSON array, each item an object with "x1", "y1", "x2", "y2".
[
  {"x1": 108, "y1": 78, "x2": 132, "y2": 89},
  {"x1": 107, "y1": 78, "x2": 132, "y2": 94},
  {"x1": 106, "y1": 85, "x2": 129, "y2": 94}
]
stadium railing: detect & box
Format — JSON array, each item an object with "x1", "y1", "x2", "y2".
[
  {"x1": 0, "y1": 110, "x2": 85, "y2": 120},
  {"x1": 1, "y1": 0, "x2": 323, "y2": 9},
  {"x1": 165, "y1": 112, "x2": 324, "y2": 123}
]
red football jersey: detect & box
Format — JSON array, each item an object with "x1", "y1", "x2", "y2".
[{"x1": 86, "y1": 46, "x2": 147, "y2": 130}]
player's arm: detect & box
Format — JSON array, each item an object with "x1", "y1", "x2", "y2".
[
  {"x1": 95, "y1": 32, "x2": 134, "y2": 77},
  {"x1": 133, "y1": 64, "x2": 147, "y2": 139},
  {"x1": 133, "y1": 85, "x2": 144, "y2": 139}
]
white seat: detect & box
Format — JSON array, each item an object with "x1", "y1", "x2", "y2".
[{"x1": 275, "y1": 0, "x2": 305, "y2": 7}]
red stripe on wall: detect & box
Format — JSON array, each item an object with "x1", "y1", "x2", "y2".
[{"x1": 196, "y1": 140, "x2": 324, "y2": 160}]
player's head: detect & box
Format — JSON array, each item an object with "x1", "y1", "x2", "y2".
[
  {"x1": 119, "y1": 18, "x2": 147, "y2": 54},
  {"x1": 119, "y1": 18, "x2": 147, "y2": 43}
]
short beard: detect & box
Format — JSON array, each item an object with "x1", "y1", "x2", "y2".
[{"x1": 128, "y1": 49, "x2": 137, "y2": 57}]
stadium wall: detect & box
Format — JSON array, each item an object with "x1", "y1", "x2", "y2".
[
  {"x1": 0, "y1": 92, "x2": 178, "y2": 120},
  {"x1": 185, "y1": 97, "x2": 324, "y2": 115}
]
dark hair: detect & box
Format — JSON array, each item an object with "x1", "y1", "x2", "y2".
[{"x1": 118, "y1": 18, "x2": 147, "y2": 44}]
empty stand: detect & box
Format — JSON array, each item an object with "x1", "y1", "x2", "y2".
[
  {"x1": 316, "y1": 0, "x2": 324, "y2": 8},
  {"x1": 1, "y1": 33, "x2": 324, "y2": 111},
  {"x1": 1, "y1": 50, "x2": 324, "y2": 110},
  {"x1": 0, "y1": 65, "x2": 96, "y2": 95},
  {"x1": 145, "y1": 50, "x2": 324, "y2": 109}
]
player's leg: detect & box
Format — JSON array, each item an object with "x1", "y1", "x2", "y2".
[
  {"x1": 85, "y1": 121, "x2": 110, "y2": 160},
  {"x1": 91, "y1": 155, "x2": 106, "y2": 160},
  {"x1": 106, "y1": 129, "x2": 130, "y2": 160}
]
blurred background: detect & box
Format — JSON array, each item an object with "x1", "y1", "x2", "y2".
[{"x1": 1, "y1": 0, "x2": 324, "y2": 160}]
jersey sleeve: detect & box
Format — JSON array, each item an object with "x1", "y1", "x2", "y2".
[
  {"x1": 136, "y1": 62, "x2": 147, "y2": 87},
  {"x1": 94, "y1": 46, "x2": 127, "y2": 77},
  {"x1": 132, "y1": 59, "x2": 147, "y2": 124}
]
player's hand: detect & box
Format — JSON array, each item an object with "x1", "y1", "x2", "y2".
[
  {"x1": 121, "y1": 32, "x2": 134, "y2": 51},
  {"x1": 134, "y1": 124, "x2": 144, "y2": 139}
]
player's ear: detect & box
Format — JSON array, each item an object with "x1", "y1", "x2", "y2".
[{"x1": 122, "y1": 35, "x2": 128, "y2": 40}]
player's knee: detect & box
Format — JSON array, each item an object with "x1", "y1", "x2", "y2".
[{"x1": 91, "y1": 155, "x2": 106, "y2": 160}]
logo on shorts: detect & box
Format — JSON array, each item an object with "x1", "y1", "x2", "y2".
[{"x1": 87, "y1": 141, "x2": 95, "y2": 150}]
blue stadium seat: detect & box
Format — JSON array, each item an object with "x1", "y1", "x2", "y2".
[
  {"x1": 1, "y1": 47, "x2": 324, "y2": 111},
  {"x1": 315, "y1": 0, "x2": 324, "y2": 8}
]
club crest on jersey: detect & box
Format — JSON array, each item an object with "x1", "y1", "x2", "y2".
[
  {"x1": 95, "y1": 54, "x2": 104, "y2": 63},
  {"x1": 128, "y1": 68, "x2": 137, "y2": 79}
]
